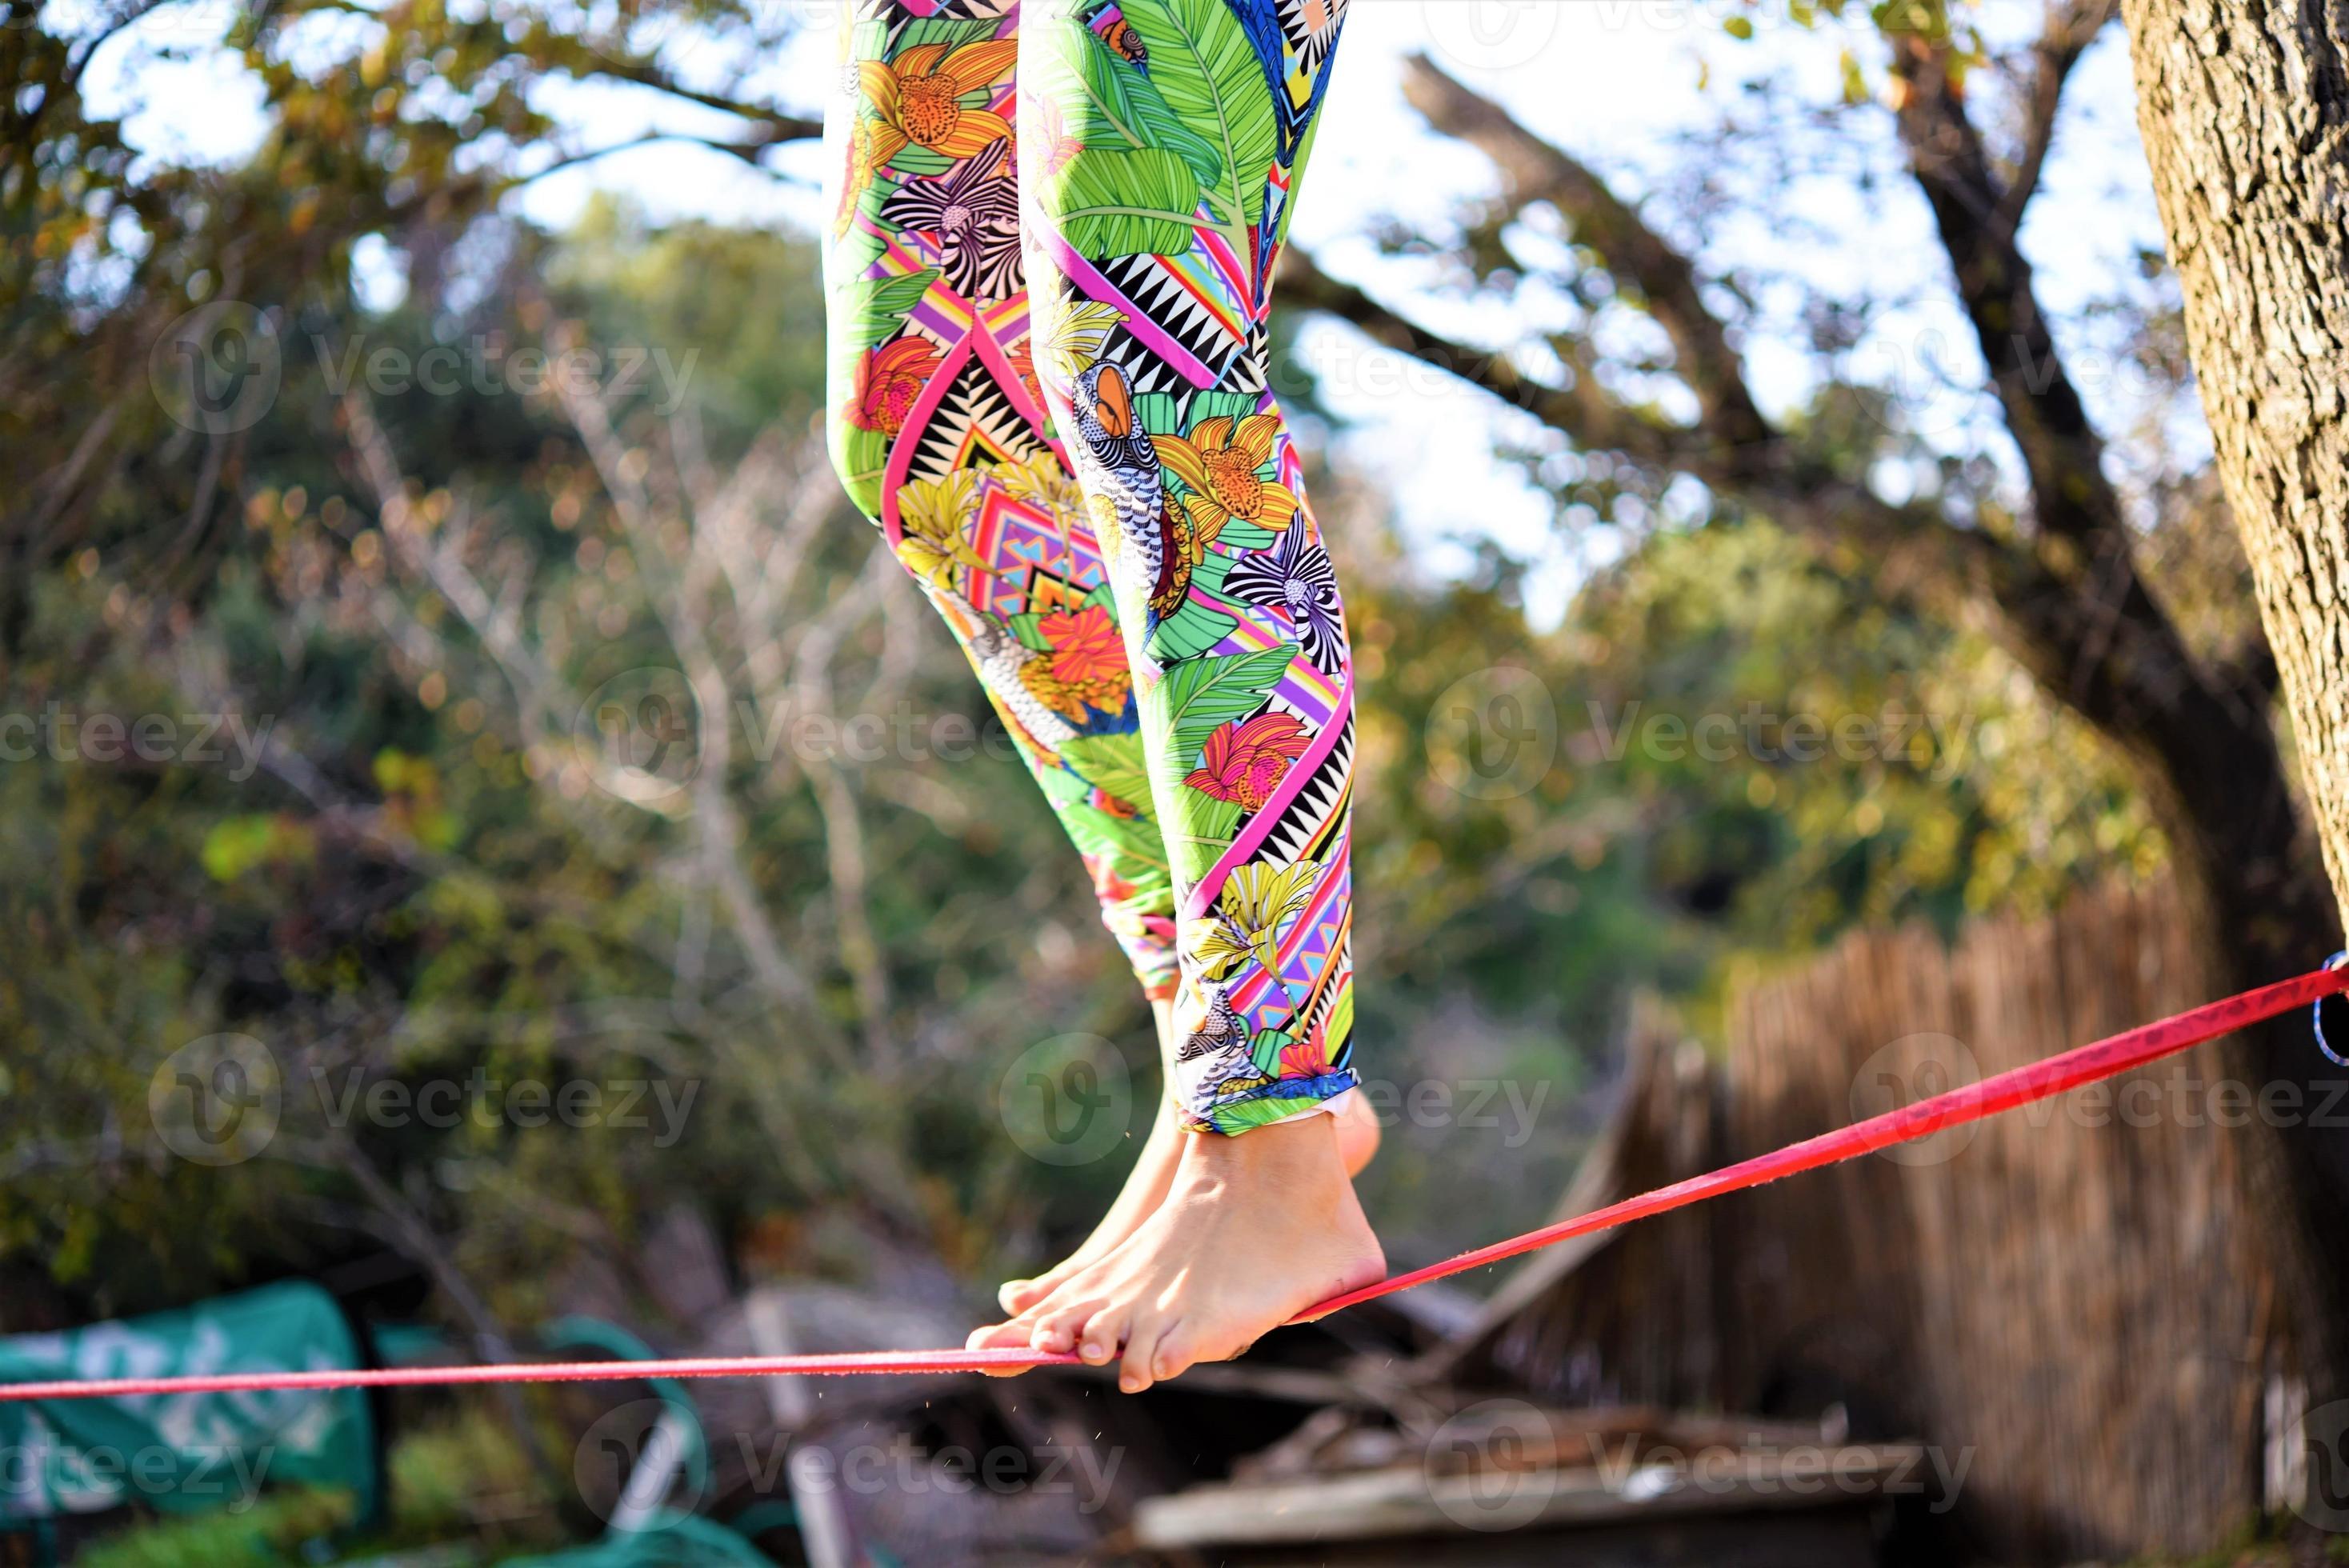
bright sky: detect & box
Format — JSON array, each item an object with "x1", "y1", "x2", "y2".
[{"x1": 82, "y1": 0, "x2": 2179, "y2": 626}]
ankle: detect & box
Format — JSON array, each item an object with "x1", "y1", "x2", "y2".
[{"x1": 1181, "y1": 1112, "x2": 1347, "y2": 1186}]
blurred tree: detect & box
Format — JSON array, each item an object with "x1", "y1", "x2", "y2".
[{"x1": 2, "y1": 0, "x2": 815, "y2": 634}]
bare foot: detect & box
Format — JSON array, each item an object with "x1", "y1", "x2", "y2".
[
  {"x1": 971, "y1": 1112, "x2": 1385, "y2": 1393},
  {"x1": 997, "y1": 1103, "x2": 1183, "y2": 1315},
  {"x1": 998, "y1": 1085, "x2": 1381, "y2": 1316}
]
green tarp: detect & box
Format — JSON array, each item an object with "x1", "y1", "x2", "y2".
[{"x1": 0, "y1": 1281, "x2": 375, "y2": 1526}]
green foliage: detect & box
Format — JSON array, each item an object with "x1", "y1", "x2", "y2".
[
  {"x1": 1035, "y1": 19, "x2": 1225, "y2": 192},
  {"x1": 1036, "y1": 147, "x2": 1204, "y2": 258},
  {"x1": 76, "y1": 1489, "x2": 358, "y2": 1568},
  {"x1": 383, "y1": 1408, "x2": 555, "y2": 1549},
  {"x1": 1118, "y1": 0, "x2": 1278, "y2": 238},
  {"x1": 833, "y1": 270, "x2": 943, "y2": 354},
  {"x1": 1571, "y1": 515, "x2": 2160, "y2": 966}
]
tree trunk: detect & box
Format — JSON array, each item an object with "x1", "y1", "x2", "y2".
[{"x1": 2123, "y1": 0, "x2": 2349, "y2": 1404}]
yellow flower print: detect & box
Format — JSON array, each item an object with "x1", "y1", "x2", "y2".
[
  {"x1": 1040, "y1": 299, "x2": 1126, "y2": 383},
  {"x1": 1086, "y1": 490, "x2": 1126, "y2": 567},
  {"x1": 992, "y1": 452, "x2": 1086, "y2": 521},
  {"x1": 1152, "y1": 412, "x2": 1301, "y2": 534},
  {"x1": 834, "y1": 118, "x2": 901, "y2": 239},
  {"x1": 1196, "y1": 860, "x2": 1323, "y2": 982},
  {"x1": 892, "y1": 472, "x2": 990, "y2": 589},
  {"x1": 858, "y1": 39, "x2": 1018, "y2": 160},
  {"x1": 1150, "y1": 494, "x2": 1220, "y2": 618}
]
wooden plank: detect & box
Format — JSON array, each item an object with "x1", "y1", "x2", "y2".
[{"x1": 1134, "y1": 1445, "x2": 1927, "y2": 1548}]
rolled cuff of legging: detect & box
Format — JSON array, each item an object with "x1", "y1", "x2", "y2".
[{"x1": 1179, "y1": 1069, "x2": 1362, "y2": 1136}]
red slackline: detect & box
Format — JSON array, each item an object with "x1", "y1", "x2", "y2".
[{"x1": 6, "y1": 964, "x2": 2344, "y2": 1403}]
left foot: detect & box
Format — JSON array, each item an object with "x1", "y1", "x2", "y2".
[
  {"x1": 967, "y1": 1112, "x2": 1384, "y2": 1392},
  {"x1": 995, "y1": 1102, "x2": 1183, "y2": 1317}
]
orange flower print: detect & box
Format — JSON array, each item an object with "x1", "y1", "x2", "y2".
[
  {"x1": 849, "y1": 337, "x2": 941, "y2": 436},
  {"x1": 1153, "y1": 412, "x2": 1301, "y2": 535},
  {"x1": 1018, "y1": 603, "x2": 1131, "y2": 719},
  {"x1": 858, "y1": 39, "x2": 1018, "y2": 160},
  {"x1": 1277, "y1": 1019, "x2": 1331, "y2": 1078},
  {"x1": 1003, "y1": 339, "x2": 1044, "y2": 415},
  {"x1": 1039, "y1": 605, "x2": 1123, "y2": 685},
  {"x1": 1092, "y1": 861, "x2": 1141, "y2": 903},
  {"x1": 1186, "y1": 712, "x2": 1310, "y2": 810}
]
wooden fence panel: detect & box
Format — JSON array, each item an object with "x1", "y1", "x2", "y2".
[{"x1": 1459, "y1": 880, "x2": 2275, "y2": 1562}]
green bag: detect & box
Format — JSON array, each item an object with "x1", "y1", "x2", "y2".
[{"x1": 0, "y1": 1282, "x2": 375, "y2": 1526}]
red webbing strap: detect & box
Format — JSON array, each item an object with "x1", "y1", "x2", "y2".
[
  {"x1": 6, "y1": 965, "x2": 2342, "y2": 1402},
  {"x1": 1299, "y1": 962, "x2": 2347, "y2": 1318}
]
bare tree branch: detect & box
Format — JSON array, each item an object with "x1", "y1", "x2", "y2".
[
  {"x1": 1401, "y1": 53, "x2": 1776, "y2": 465},
  {"x1": 1277, "y1": 249, "x2": 1693, "y2": 472},
  {"x1": 1995, "y1": 0, "x2": 2122, "y2": 234}
]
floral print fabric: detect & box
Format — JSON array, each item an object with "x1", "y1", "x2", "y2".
[{"x1": 822, "y1": 0, "x2": 1356, "y2": 1134}]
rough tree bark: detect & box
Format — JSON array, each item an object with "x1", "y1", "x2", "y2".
[
  {"x1": 2123, "y1": 0, "x2": 2349, "y2": 915},
  {"x1": 2121, "y1": 0, "x2": 2349, "y2": 1399}
]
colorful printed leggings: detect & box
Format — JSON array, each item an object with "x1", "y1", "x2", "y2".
[{"x1": 822, "y1": 0, "x2": 1356, "y2": 1134}]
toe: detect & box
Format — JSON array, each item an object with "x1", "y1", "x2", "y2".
[
  {"x1": 1076, "y1": 1304, "x2": 1130, "y2": 1368},
  {"x1": 1029, "y1": 1298, "x2": 1100, "y2": 1355},
  {"x1": 966, "y1": 1318, "x2": 1032, "y2": 1350},
  {"x1": 1118, "y1": 1314, "x2": 1170, "y2": 1394},
  {"x1": 1149, "y1": 1322, "x2": 1211, "y2": 1385},
  {"x1": 965, "y1": 1318, "x2": 1038, "y2": 1375}
]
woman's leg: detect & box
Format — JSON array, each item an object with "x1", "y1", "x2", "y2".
[
  {"x1": 974, "y1": 0, "x2": 1381, "y2": 1390},
  {"x1": 824, "y1": 0, "x2": 1339, "y2": 1316},
  {"x1": 1018, "y1": 0, "x2": 1364, "y2": 1138},
  {"x1": 822, "y1": 0, "x2": 1183, "y2": 1010}
]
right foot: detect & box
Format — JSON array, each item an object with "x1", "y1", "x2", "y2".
[{"x1": 998, "y1": 1086, "x2": 1379, "y2": 1316}]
